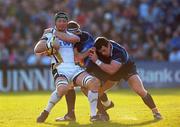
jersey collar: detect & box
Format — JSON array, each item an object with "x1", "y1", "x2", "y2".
[{"x1": 110, "y1": 42, "x2": 113, "y2": 57}]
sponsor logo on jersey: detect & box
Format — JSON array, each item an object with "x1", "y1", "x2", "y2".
[{"x1": 59, "y1": 40, "x2": 73, "y2": 47}]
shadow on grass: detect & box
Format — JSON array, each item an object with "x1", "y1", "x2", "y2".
[{"x1": 43, "y1": 119, "x2": 161, "y2": 127}]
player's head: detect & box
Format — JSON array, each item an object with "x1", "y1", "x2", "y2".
[
  {"x1": 54, "y1": 11, "x2": 68, "y2": 32},
  {"x1": 94, "y1": 37, "x2": 111, "y2": 57},
  {"x1": 67, "y1": 21, "x2": 82, "y2": 35}
]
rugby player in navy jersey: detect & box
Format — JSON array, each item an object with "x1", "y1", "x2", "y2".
[
  {"x1": 88, "y1": 37, "x2": 162, "y2": 120},
  {"x1": 55, "y1": 21, "x2": 113, "y2": 121}
]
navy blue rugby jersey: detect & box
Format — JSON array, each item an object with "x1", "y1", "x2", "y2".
[
  {"x1": 74, "y1": 31, "x2": 94, "y2": 53},
  {"x1": 98, "y1": 40, "x2": 129, "y2": 65}
]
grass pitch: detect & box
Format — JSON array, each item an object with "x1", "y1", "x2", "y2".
[{"x1": 0, "y1": 88, "x2": 180, "y2": 127}]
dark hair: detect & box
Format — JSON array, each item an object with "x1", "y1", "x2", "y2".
[
  {"x1": 94, "y1": 37, "x2": 109, "y2": 50},
  {"x1": 68, "y1": 21, "x2": 80, "y2": 29},
  {"x1": 54, "y1": 12, "x2": 68, "y2": 21},
  {"x1": 67, "y1": 21, "x2": 81, "y2": 34}
]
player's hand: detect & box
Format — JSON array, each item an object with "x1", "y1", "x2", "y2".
[
  {"x1": 89, "y1": 48, "x2": 98, "y2": 63},
  {"x1": 43, "y1": 28, "x2": 53, "y2": 34},
  {"x1": 46, "y1": 35, "x2": 59, "y2": 51},
  {"x1": 46, "y1": 48, "x2": 57, "y2": 56},
  {"x1": 88, "y1": 47, "x2": 96, "y2": 53},
  {"x1": 52, "y1": 37, "x2": 60, "y2": 50},
  {"x1": 75, "y1": 54, "x2": 84, "y2": 62},
  {"x1": 74, "y1": 54, "x2": 84, "y2": 66}
]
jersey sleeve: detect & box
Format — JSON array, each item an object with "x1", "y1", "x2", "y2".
[
  {"x1": 81, "y1": 32, "x2": 94, "y2": 52},
  {"x1": 112, "y1": 53, "x2": 122, "y2": 64},
  {"x1": 40, "y1": 32, "x2": 54, "y2": 42},
  {"x1": 112, "y1": 50, "x2": 128, "y2": 64}
]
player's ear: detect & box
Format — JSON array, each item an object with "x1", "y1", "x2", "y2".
[{"x1": 92, "y1": 47, "x2": 96, "y2": 51}]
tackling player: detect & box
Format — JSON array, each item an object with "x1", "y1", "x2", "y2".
[
  {"x1": 55, "y1": 21, "x2": 113, "y2": 122},
  {"x1": 88, "y1": 37, "x2": 162, "y2": 120}
]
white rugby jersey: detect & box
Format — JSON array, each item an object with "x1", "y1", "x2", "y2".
[{"x1": 50, "y1": 31, "x2": 75, "y2": 65}]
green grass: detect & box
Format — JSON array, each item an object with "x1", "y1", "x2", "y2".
[{"x1": 0, "y1": 88, "x2": 180, "y2": 127}]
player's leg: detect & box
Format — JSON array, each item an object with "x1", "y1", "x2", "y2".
[
  {"x1": 100, "y1": 93, "x2": 114, "y2": 110},
  {"x1": 99, "y1": 80, "x2": 115, "y2": 110},
  {"x1": 51, "y1": 64, "x2": 76, "y2": 121},
  {"x1": 65, "y1": 88, "x2": 76, "y2": 118},
  {"x1": 37, "y1": 90, "x2": 60, "y2": 123},
  {"x1": 55, "y1": 88, "x2": 76, "y2": 121},
  {"x1": 45, "y1": 66, "x2": 69, "y2": 114},
  {"x1": 74, "y1": 72, "x2": 100, "y2": 122},
  {"x1": 128, "y1": 74, "x2": 162, "y2": 120},
  {"x1": 56, "y1": 81, "x2": 108, "y2": 122},
  {"x1": 37, "y1": 75, "x2": 69, "y2": 123},
  {"x1": 81, "y1": 87, "x2": 109, "y2": 121}
]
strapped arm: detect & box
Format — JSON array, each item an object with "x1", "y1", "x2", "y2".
[{"x1": 95, "y1": 59, "x2": 121, "y2": 75}]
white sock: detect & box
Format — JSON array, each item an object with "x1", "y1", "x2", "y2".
[
  {"x1": 45, "y1": 90, "x2": 61, "y2": 112},
  {"x1": 102, "y1": 100, "x2": 111, "y2": 107},
  {"x1": 88, "y1": 90, "x2": 98, "y2": 117}
]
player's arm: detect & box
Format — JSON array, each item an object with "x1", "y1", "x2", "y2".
[
  {"x1": 35, "y1": 50, "x2": 49, "y2": 56},
  {"x1": 44, "y1": 28, "x2": 80, "y2": 43},
  {"x1": 95, "y1": 60, "x2": 121, "y2": 75},
  {"x1": 89, "y1": 51, "x2": 121, "y2": 75},
  {"x1": 55, "y1": 31, "x2": 80, "y2": 43},
  {"x1": 74, "y1": 48, "x2": 90, "y2": 60},
  {"x1": 74, "y1": 48, "x2": 85, "y2": 64},
  {"x1": 81, "y1": 51, "x2": 89, "y2": 59},
  {"x1": 74, "y1": 48, "x2": 79, "y2": 56},
  {"x1": 34, "y1": 34, "x2": 59, "y2": 55}
]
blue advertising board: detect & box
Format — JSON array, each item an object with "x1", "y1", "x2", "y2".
[
  {"x1": 136, "y1": 62, "x2": 180, "y2": 88},
  {"x1": 0, "y1": 62, "x2": 180, "y2": 92}
]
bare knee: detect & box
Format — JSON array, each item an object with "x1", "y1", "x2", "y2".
[
  {"x1": 55, "y1": 76, "x2": 69, "y2": 96},
  {"x1": 87, "y1": 77, "x2": 100, "y2": 91},
  {"x1": 128, "y1": 75, "x2": 147, "y2": 97},
  {"x1": 129, "y1": 82, "x2": 147, "y2": 97},
  {"x1": 57, "y1": 85, "x2": 68, "y2": 97}
]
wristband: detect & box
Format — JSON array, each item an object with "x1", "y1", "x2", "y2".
[{"x1": 95, "y1": 59, "x2": 102, "y2": 66}]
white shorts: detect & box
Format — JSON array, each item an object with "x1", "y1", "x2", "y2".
[{"x1": 56, "y1": 63, "x2": 85, "y2": 83}]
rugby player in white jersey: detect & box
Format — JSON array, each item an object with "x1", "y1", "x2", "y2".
[{"x1": 34, "y1": 12, "x2": 100, "y2": 122}]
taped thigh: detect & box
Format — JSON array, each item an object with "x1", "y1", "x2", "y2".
[
  {"x1": 55, "y1": 75, "x2": 69, "y2": 88},
  {"x1": 81, "y1": 74, "x2": 94, "y2": 86}
]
